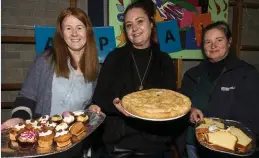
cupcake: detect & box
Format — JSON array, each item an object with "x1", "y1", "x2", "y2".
[
  {"x1": 69, "y1": 122, "x2": 86, "y2": 137},
  {"x1": 71, "y1": 131, "x2": 87, "y2": 143},
  {"x1": 76, "y1": 114, "x2": 89, "y2": 124},
  {"x1": 25, "y1": 119, "x2": 38, "y2": 129},
  {"x1": 17, "y1": 130, "x2": 38, "y2": 150},
  {"x1": 9, "y1": 123, "x2": 26, "y2": 141},
  {"x1": 38, "y1": 115, "x2": 50, "y2": 124},
  {"x1": 50, "y1": 115, "x2": 62, "y2": 124},
  {"x1": 54, "y1": 130, "x2": 72, "y2": 148},
  {"x1": 38, "y1": 129, "x2": 54, "y2": 148},
  {"x1": 55, "y1": 123, "x2": 68, "y2": 132},
  {"x1": 72, "y1": 110, "x2": 85, "y2": 116},
  {"x1": 32, "y1": 123, "x2": 43, "y2": 133},
  {"x1": 62, "y1": 111, "x2": 75, "y2": 125},
  {"x1": 44, "y1": 121, "x2": 57, "y2": 131}
]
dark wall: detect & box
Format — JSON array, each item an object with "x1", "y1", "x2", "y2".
[{"x1": 88, "y1": 0, "x2": 104, "y2": 26}]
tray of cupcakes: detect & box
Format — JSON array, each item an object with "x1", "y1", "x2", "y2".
[{"x1": 1, "y1": 110, "x2": 105, "y2": 157}]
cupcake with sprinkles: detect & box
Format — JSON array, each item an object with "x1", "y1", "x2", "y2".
[{"x1": 17, "y1": 130, "x2": 38, "y2": 150}]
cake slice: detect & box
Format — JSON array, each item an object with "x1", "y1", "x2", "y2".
[
  {"x1": 204, "y1": 118, "x2": 225, "y2": 129},
  {"x1": 228, "y1": 126, "x2": 252, "y2": 147},
  {"x1": 196, "y1": 123, "x2": 211, "y2": 134},
  {"x1": 207, "y1": 131, "x2": 237, "y2": 151}
]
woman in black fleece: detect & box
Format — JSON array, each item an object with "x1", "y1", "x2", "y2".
[
  {"x1": 181, "y1": 21, "x2": 259, "y2": 158},
  {"x1": 89, "y1": 0, "x2": 187, "y2": 158}
]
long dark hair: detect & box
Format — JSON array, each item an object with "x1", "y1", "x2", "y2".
[{"x1": 123, "y1": 0, "x2": 157, "y2": 45}]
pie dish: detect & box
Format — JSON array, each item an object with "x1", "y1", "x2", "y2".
[{"x1": 121, "y1": 88, "x2": 191, "y2": 120}]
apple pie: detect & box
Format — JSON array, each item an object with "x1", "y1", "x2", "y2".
[{"x1": 121, "y1": 89, "x2": 191, "y2": 119}]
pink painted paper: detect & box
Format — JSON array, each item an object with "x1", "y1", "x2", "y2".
[{"x1": 179, "y1": 7, "x2": 201, "y2": 28}]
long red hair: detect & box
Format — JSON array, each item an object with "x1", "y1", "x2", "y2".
[{"x1": 53, "y1": 7, "x2": 98, "y2": 82}]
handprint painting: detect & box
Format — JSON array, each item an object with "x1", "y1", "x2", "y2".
[
  {"x1": 208, "y1": 0, "x2": 229, "y2": 22},
  {"x1": 109, "y1": 0, "x2": 204, "y2": 47}
]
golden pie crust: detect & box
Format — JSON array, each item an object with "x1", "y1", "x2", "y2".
[{"x1": 121, "y1": 89, "x2": 191, "y2": 119}]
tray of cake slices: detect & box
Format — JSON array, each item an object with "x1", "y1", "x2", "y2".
[
  {"x1": 195, "y1": 117, "x2": 256, "y2": 156},
  {"x1": 1, "y1": 110, "x2": 105, "y2": 158}
]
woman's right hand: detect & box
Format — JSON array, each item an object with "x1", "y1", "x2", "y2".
[
  {"x1": 113, "y1": 98, "x2": 132, "y2": 117},
  {"x1": 190, "y1": 107, "x2": 204, "y2": 124},
  {"x1": 1, "y1": 118, "x2": 24, "y2": 131}
]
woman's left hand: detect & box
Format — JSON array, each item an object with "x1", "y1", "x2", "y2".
[
  {"x1": 113, "y1": 98, "x2": 132, "y2": 117},
  {"x1": 88, "y1": 104, "x2": 102, "y2": 114}
]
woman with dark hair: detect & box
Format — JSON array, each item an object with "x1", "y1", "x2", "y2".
[
  {"x1": 2, "y1": 7, "x2": 99, "y2": 127},
  {"x1": 89, "y1": 0, "x2": 186, "y2": 158},
  {"x1": 180, "y1": 21, "x2": 259, "y2": 158}
]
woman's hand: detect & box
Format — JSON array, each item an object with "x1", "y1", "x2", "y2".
[
  {"x1": 190, "y1": 107, "x2": 204, "y2": 124},
  {"x1": 113, "y1": 98, "x2": 132, "y2": 117},
  {"x1": 88, "y1": 104, "x2": 102, "y2": 114},
  {"x1": 1, "y1": 118, "x2": 24, "y2": 131}
]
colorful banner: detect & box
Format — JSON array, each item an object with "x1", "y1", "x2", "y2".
[
  {"x1": 34, "y1": 26, "x2": 116, "y2": 63},
  {"x1": 156, "y1": 20, "x2": 181, "y2": 53},
  {"x1": 208, "y1": 0, "x2": 229, "y2": 22},
  {"x1": 109, "y1": 0, "x2": 207, "y2": 59},
  {"x1": 179, "y1": 7, "x2": 201, "y2": 28}
]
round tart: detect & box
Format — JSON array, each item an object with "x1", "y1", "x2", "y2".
[{"x1": 121, "y1": 89, "x2": 191, "y2": 119}]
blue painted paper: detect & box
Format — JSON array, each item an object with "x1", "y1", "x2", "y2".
[
  {"x1": 34, "y1": 25, "x2": 56, "y2": 56},
  {"x1": 93, "y1": 26, "x2": 116, "y2": 63},
  {"x1": 156, "y1": 20, "x2": 181, "y2": 53},
  {"x1": 185, "y1": 27, "x2": 200, "y2": 49}
]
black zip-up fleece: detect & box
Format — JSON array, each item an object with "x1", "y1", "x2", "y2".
[{"x1": 180, "y1": 54, "x2": 259, "y2": 142}]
